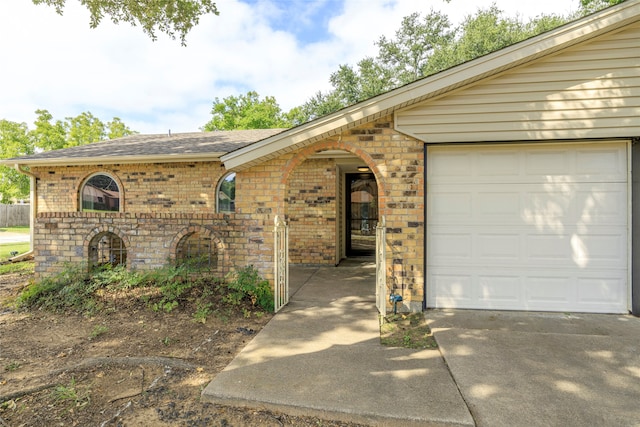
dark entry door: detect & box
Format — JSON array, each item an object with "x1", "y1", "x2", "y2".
[{"x1": 346, "y1": 173, "x2": 378, "y2": 256}]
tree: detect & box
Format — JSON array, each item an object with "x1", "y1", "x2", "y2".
[
  {"x1": 0, "y1": 110, "x2": 136, "y2": 202},
  {"x1": 376, "y1": 10, "x2": 454, "y2": 86},
  {"x1": 0, "y1": 120, "x2": 34, "y2": 203},
  {"x1": 32, "y1": 109, "x2": 136, "y2": 150},
  {"x1": 66, "y1": 111, "x2": 106, "y2": 146},
  {"x1": 32, "y1": 0, "x2": 219, "y2": 45},
  {"x1": 31, "y1": 109, "x2": 67, "y2": 151},
  {"x1": 202, "y1": 91, "x2": 291, "y2": 131},
  {"x1": 299, "y1": 6, "x2": 572, "y2": 121},
  {"x1": 426, "y1": 6, "x2": 549, "y2": 74},
  {"x1": 580, "y1": 0, "x2": 626, "y2": 8},
  {"x1": 107, "y1": 117, "x2": 136, "y2": 140}
]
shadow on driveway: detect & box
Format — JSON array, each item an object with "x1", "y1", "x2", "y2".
[{"x1": 430, "y1": 310, "x2": 640, "y2": 427}]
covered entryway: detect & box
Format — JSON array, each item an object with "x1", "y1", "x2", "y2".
[
  {"x1": 426, "y1": 141, "x2": 629, "y2": 313},
  {"x1": 284, "y1": 149, "x2": 381, "y2": 266}
]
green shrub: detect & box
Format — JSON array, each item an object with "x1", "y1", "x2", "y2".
[
  {"x1": 17, "y1": 263, "x2": 94, "y2": 313},
  {"x1": 16, "y1": 261, "x2": 273, "y2": 317},
  {"x1": 225, "y1": 266, "x2": 274, "y2": 312}
]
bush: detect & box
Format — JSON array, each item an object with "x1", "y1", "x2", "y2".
[
  {"x1": 16, "y1": 262, "x2": 273, "y2": 317},
  {"x1": 17, "y1": 263, "x2": 95, "y2": 313},
  {"x1": 225, "y1": 266, "x2": 274, "y2": 312}
]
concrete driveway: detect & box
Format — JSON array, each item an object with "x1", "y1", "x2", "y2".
[
  {"x1": 429, "y1": 310, "x2": 640, "y2": 427},
  {"x1": 0, "y1": 230, "x2": 30, "y2": 244},
  {"x1": 203, "y1": 263, "x2": 640, "y2": 426}
]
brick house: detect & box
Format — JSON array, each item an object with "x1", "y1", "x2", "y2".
[{"x1": 4, "y1": 1, "x2": 640, "y2": 315}]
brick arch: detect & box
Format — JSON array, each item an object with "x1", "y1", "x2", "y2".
[
  {"x1": 169, "y1": 225, "x2": 228, "y2": 267},
  {"x1": 77, "y1": 169, "x2": 126, "y2": 212},
  {"x1": 84, "y1": 226, "x2": 130, "y2": 268},
  {"x1": 280, "y1": 140, "x2": 387, "y2": 212}
]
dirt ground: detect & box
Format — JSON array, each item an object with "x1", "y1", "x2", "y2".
[{"x1": 0, "y1": 265, "x2": 366, "y2": 427}]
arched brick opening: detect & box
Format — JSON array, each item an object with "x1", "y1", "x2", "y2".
[
  {"x1": 279, "y1": 140, "x2": 386, "y2": 265},
  {"x1": 169, "y1": 226, "x2": 228, "y2": 274},
  {"x1": 280, "y1": 140, "x2": 387, "y2": 213},
  {"x1": 85, "y1": 226, "x2": 130, "y2": 270}
]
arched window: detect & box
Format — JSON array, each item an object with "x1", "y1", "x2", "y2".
[
  {"x1": 176, "y1": 232, "x2": 217, "y2": 269},
  {"x1": 89, "y1": 232, "x2": 126, "y2": 269},
  {"x1": 81, "y1": 173, "x2": 120, "y2": 212},
  {"x1": 217, "y1": 172, "x2": 235, "y2": 213}
]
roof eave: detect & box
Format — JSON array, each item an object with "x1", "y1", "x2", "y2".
[
  {"x1": 221, "y1": 1, "x2": 640, "y2": 170},
  {"x1": 1, "y1": 153, "x2": 225, "y2": 168}
]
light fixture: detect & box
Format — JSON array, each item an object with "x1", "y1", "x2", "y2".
[{"x1": 357, "y1": 166, "x2": 369, "y2": 172}]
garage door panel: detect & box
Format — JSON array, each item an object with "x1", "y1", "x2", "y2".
[
  {"x1": 477, "y1": 152, "x2": 520, "y2": 176},
  {"x1": 524, "y1": 230, "x2": 626, "y2": 268},
  {"x1": 577, "y1": 234, "x2": 627, "y2": 264},
  {"x1": 477, "y1": 234, "x2": 521, "y2": 260},
  {"x1": 429, "y1": 232, "x2": 472, "y2": 260},
  {"x1": 429, "y1": 227, "x2": 523, "y2": 265},
  {"x1": 430, "y1": 267, "x2": 627, "y2": 312},
  {"x1": 432, "y1": 273, "x2": 474, "y2": 305},
  {"x1": 577, "y1": 277, "x2": 626, "y2": 305},
  {"x1": 430, "y1": 152, "x2": 473, "y2": 177},
  {"x1": 429, "y1": 145, "x2": 628, "y2": 184},
  {"x1": 430, "y1": 192, "x2": 472, "y2": 218},
  {"x1": 524, "y1": 150, "x2": 569, "y2": 175},
  {"x1": 427, "y1": 142, "x2": 629, "y2": 313},
  {"x1": 430, "y1": 183, "x2": 627, "y2": 225},
  {"x1": 477, "y1": 191, "x2": 521, "y2": 216},
  {"x1": 575, "y1": 147, "x2": 627, "y2": 176},
  {"x1": 573, "y1": 187, "x2": 628, "y2": 225},
  {"x1": 525, "y1": 276, "x2": 575, "y2": 304},
  {"x1": 478, "y1": 276, "x2": 521, "y2": 302},
  {"x1": 430, "y1": 227, "x2": 626, "y2": 269}
]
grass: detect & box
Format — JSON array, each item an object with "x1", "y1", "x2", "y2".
[
  {"x1": 0, "y1": 226, "x2": 31, "y2": 263},
  {"x1": 0, "y1": 260, "x2": 33, "y2": 275},
  {"x1": 88, "y1": 325, "x2": 109, "y2": 340},
  {"x1": 0, "y1": 242, "x2": 30, "y2": 261},
  {"x1": 380, "y1": 312, "x2": 438, "y2": 349},
  {"x1": 51, "y1": 377, "x2": 90, "y2": 408},
  {"x1": 4, "y1": 361, "x2": 21, "y2": 372}
]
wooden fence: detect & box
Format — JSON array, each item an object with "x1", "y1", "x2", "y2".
[{"x1": 0, "y1": 204, "x2": 30, "y2": 227}]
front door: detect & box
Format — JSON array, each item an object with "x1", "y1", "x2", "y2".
[{"x1": 346, "y1": 173, "x2": 377, "y2": 256}]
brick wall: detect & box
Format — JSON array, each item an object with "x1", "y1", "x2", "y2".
[
  {"x1": 286, "y1": 158, "x2": 336, "y2": 264},
  {"x1": 34, "y1": 211, "x2": 274, "y2": 281},
  {"x1": 32, "y1": 114, "x2": 425, "y2": 311},
  {"x1": 33, "y1": 162, "x2": 227, "y2": 213},
  {"x1": 268, "y1": 115, "x2": 425, "y2": 310}
]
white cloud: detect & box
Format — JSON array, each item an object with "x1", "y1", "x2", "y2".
[{"x1": 0, "y1": 0, "x2": 579, "y2": 134}]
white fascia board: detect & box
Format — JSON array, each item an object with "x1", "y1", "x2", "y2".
[
  {"x1": 222, "y1": 1, "x2": 640, "y2": 169},
  {"x1": 0, "y1": 153, "x2": 225, "y2": 168}
]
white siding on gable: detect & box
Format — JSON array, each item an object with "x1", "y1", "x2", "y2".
[{"x1": 396, "y1": 23, "x2": 640, "y2": 143}]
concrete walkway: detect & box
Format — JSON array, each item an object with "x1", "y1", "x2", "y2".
[
  {"x1": 202, "y1": 262, "x2": 640, "y2": 426},
  {"x1": 202, "y1": 260, "x2": 473, "y2": 426}
]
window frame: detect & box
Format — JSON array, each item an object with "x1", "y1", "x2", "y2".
[
  {"x1": 80, "y1": 172, "x2": 122, "y2": 213},
  {"x1": 216, "y1": 171, "x2": 236, "y2": 213}
]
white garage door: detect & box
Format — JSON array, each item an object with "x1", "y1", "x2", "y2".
[{"x1": 427, "y1": 142, "x2": 629, "y2": 313}]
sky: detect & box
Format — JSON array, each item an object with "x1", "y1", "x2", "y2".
[{"x1": 0, "y1": 0, "x2": 581, "y2": 135}]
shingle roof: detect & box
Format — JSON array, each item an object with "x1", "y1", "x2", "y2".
[{"x1": 1, "y1": 129, "x2": 287, "y2": 166}]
